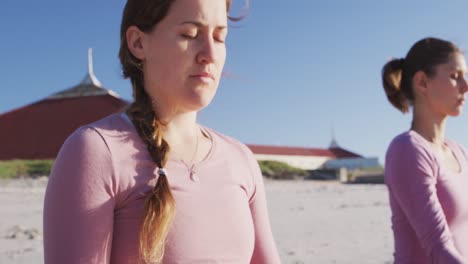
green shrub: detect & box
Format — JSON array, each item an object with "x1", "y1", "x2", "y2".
[
  {"x1": 0, "y1": 160, "x2": 54, "y2": 179},
  {"x1": 258, "y1": 160, "x2": 308, "y2": 180}
]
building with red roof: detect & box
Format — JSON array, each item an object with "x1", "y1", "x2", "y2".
[
  {"x1": 246, "y1": 139, "x2": 371, "y2": 171},
  {"x1": 0, "y1": 49, "x2": 128, "y2": 160}
]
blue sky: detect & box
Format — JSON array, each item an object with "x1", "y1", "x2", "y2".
[{"x1": 2, "y1": 0, "x2": 468, "y2": 164}]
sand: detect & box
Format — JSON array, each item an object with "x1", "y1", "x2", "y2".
[{"x1": 0, "y1": 178, "x2": 393, "y2": 264}]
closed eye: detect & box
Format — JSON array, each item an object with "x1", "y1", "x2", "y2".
[
  {"x1": 181, "y1": 33, "x2": 197, "y2": 39},
  {"x1": 215, "y1": 35, "x2": 226, "y2": 43},
  {"x1": 214, "y1": 30, "x2": 227, "y2": 43}
]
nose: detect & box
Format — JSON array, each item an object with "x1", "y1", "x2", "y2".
[
  {"x1": 196, "y1": 36, "x2": 217, "y2": 65},
  {"x1": 461, "y1": 77, "x2": 468, "y2": 93}
]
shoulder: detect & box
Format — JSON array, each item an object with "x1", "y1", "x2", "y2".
[
  {"x1": 445, "y1": 138, "x2": 468, "y2": 163},
  {"x1": 84, "y1": 113, "x2": 134, "y2": 137},
  {"x1": 386, "y1": 131, "x2": 433, "y2": 160},
  {"x1": 205, "y1": 127, "x2": 255, "y2": 160},
  {"x1": 67, "y1": 113, "x2": 136, "y2": 148},
  {"x1": 203, "y1": 127, "x2": 262, "y2": 198},
  {"x1": 57, "y1": 113, "x2": 135, "y2": 162},
  {"x1": 385, "y1": 131, "x2": 438, "y2": 182},
  {"x1": 445, "y1": 138, "x2": 465, "y2": 152},
  {"x1": 204, "y1": 127, "x2": 260, "y2": 180},
  {"x1": 50, "y1": 116, "x2": 121, "y2": 201}
]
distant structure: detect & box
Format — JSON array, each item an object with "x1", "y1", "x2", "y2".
[
  {"x1": 247, "y1": 143, "x2": 362, "y2": 171},
  {"x1": 322, "y1": 133, "x2": 380, "y2": 170},
  {"x1": 248, "y1": 129, "x2": 380, "y2": 171},
  {"x1": 247, "y1": 132, "x2": 382, "y2": 182},
  {"x1": 0, "y1": 49, "x2": 128, "y2": 160}
]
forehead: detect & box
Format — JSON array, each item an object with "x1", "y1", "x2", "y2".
[
  {"x1": 165, "y1": 0, "x2": 228, "y2": 25},
  {"x1": 444, "y1": 53, "x2": 467, "y2": 72}
]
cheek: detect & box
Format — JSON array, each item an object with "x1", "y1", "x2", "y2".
[
  {"x1": 215, "y1": 48, "x2": 227, "y2": 78},
  {"x1": 430, "y1": 80, "x2": 452, "y2": 97},
  {"x1": 431, "y1": 83, "x2": 460, "y2": 111},
  {"x1": 147, "y1": 35, "x2": 188, "y2": 70},
  {"x1": 219, "y1": 47, "x2": 227, "y2": 65},
  {"x1": 146, "y1": 49, "x2": 188, "y2": 85},
  {"x1": 144, "y1": 63, "x2": 182, "y2": 101}
]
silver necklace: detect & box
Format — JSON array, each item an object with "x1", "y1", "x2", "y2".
[{"x1": 181, "y1": 130, "x2": 200, "y2": 182}]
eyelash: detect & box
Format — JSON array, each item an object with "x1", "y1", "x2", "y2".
[
  {"x1": 182, "y1": 34, "x2": 197, "y2": 39},
  {"x1": 215, "y1": 36, "x2": 226, "y2": 43},
  {"x1": 181, "y1": 33, "x2": 226, "y2": 43}
]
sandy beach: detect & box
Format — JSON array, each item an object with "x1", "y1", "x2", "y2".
[{"x1": 0, "y1": 178, "x2": 393, "y2": 264}]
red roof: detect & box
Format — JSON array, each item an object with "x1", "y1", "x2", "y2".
[
  {"x1": 247, "y1": 144, "x2": 361, "y2": 159},
  {"x1": 0, "y1": 94, "x2": 128, "y2": 160}
]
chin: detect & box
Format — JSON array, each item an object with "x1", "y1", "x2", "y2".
[
  {"x1": 448, "y1": 108, "x2": 463, "y2": 117},
  {"x1": 188, "y1": 89, "x2": 216, "y2": 108},
  {"x1": 185, "y1": 95, "x2": 215, "y2": 112}
]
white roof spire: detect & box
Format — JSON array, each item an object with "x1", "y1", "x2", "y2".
[
  {"x1": 329, "y1": 126, "x2": 340, "y2": 148},
  {"x1": 80, "y1": 48, "x2": 102, "y2": 87}
]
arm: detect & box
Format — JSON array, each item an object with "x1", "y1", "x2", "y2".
[
  {"x1": 243, "y1": 147, "x2": 281, "y2": 264},
  {"x1": 386, "y1": 140, "x2": 466, "y2": 263},
  {"x1": 43, "y1": 127, "x2": 116, "y2": 264}
]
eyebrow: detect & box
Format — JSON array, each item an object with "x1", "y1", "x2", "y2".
[
  {"x1": 453, "y1": 67, "x2": 468, "y2": 73},
  {"x1": 179, "y1": 21, "x2": 227, "y2": 30}
]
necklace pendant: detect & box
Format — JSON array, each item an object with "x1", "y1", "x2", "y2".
[{"x1": 190, "y1": 169, "x2": 199, "y2": 182}]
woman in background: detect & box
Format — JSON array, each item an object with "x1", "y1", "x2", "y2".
[
  {"x1": 382, "y1": 37, "x2": 468, "y2": 263},
  {"x1": 43, "y1": 0, "x2": 280, "y2": 263}
]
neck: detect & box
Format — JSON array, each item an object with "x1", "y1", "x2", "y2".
[
  {"x1": 411, "y1": 102, "x2": 447, "y2": 146},
  {"x1": 158, "y1": 111, "x2": 200, "y2": 146}
]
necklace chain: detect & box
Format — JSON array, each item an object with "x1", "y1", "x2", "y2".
[
  {"x1": 175, "y1": 128, "x2": 212, "y2": 182},
  {"x1": 178, "y1": 129, "x2": 200, "y2": 181},
  {"x1": 186, "y1": 130, "x2": 200, "y2": 172}
]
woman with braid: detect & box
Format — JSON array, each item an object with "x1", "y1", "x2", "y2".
[
  {"x1": 43, "y1": 0, "x2": 280, "y2": 263},
  {"x1": 382, "y1": 37, "x2": 468, "y2": 263}
]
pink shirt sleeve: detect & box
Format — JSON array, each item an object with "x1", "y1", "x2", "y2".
[
  {"x1": 386, "y1": 138, "x2": 466, "y2": 263},
  {"x1": 242, "y1": 146, "x2": 281, "y2": 264},
  {"x1": 43, "y1": 127, "x2": 116, "y2": 264}
]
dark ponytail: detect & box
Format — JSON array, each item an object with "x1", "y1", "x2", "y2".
[{"x1": 382, "y1": 58, "x2": 410, "y2": 113}]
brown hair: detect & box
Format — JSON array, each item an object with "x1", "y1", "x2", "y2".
[
  {"x1": 382, "y1": 37, "x2": 461, "y2": 113},
  {"x1": 118, "y1": 0, "x2": 241, "y2": 263}
]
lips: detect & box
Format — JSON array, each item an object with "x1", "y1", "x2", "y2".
[{"x1": 190, "y1": 72, "x2": 215, "y2": 80}]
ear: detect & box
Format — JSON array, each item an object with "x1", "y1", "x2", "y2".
[
  {"x1": 126, "y1": 26, "x2": 147, "y2": 61},
  {"x1": 412, "y1": 70, "x2": 429, "y2": 96}
]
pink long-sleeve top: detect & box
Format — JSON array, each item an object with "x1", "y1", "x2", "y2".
[
  {"x1": 43, "y1": 113, "x2": 281, "y2": 264},
  {"x1": 385, "y1": 131, "x2": 468, "y2": 264}
]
